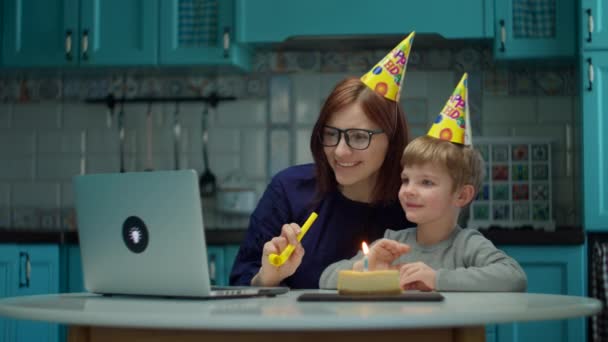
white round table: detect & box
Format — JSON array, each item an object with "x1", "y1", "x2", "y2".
[{"x1": 0, "y1": 290, "x2": 601, "y2": 342}]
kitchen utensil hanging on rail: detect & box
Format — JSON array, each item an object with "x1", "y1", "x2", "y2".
[
  {"x1": 199, "y1": 103, "x2": 216, "y2": 197},
  {"x1": 144, "y1": 102, "x2": 154, "y2": 171},
  {"x1": 118, "y1": 100, "x2": 126, "y2": 173},
  {"x1": 173, "y1": 102, "x2": 181, "y2": 170}
]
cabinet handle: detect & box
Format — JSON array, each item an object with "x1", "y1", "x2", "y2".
[
  {"x1": 65, "y1": 30, "x2": 73, "y2": 61},
  {"x1": 499, "y1": 20, "x2": 506, "y2": 52},
  {"x1": 19, "y1": 252, "x2": 31, "y2": 288},
  {"x1": 82, "y1": 29, "x2": 89, "y2": 61},
  {"x1": 223, "y1": 27, "x2": 230, "y2": 58},
  {"x1": 587, "y1": 9, "x2": 594, "y2": 43},
  {"x1": 587, "y1": 58, "x2": 594, "y2": 92}
]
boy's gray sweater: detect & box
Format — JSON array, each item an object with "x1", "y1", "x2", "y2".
[{"x1": 319, "y1": 226, "x2": 527, "y2": 292}]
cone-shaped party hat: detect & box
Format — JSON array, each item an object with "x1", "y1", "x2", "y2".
[
  {"x1": 360, "y1": 32, "x2": 415, "y2": 102},
  {"x1": 427, "y1": 73, "x2": 472, "y2": 146}
]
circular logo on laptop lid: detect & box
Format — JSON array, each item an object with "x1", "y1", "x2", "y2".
[{"x1": 122, "y1": 216, "x2": 149, "y2": 253}]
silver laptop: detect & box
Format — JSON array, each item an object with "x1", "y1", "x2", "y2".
[{"x1": 73, "y1": 169, "x2": 288, "y2": 299}]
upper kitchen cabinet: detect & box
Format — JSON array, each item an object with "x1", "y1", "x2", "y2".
[
  {"x1": 236, "y1": 0, "x2": 492, "y2": 44},
  {"x1": 581, "y1": 51, "x2": 608, "y2": 231},
  {"x1": 2, "y1": 0, "x2": 78, "y2": 66},
  {"x1": 159, "y1": 0, "x2": 250, "y2": 70},
  {"x1": 1, "y1": 0, "x2": 158, "y2": 67},
  {"x1": 493, "y1": 0, "x2": 576, "y2": 59},
  {"x1": 581, "y1": 0, "x2": 608, "y2": 50}
]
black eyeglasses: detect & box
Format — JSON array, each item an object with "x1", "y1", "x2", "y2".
[{"x1": 319, "y1": 125, "x2": 385, "y2": 150}]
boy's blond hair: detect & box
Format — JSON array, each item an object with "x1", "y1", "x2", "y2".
[{"x1": 401, "y1": 135, "x2": 485, "y2": 200}]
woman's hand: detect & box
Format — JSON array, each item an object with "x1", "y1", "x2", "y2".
[
  {"x1": 399, "y1": 262, "x2": 437, "y2": 291},
  {"x1": 353, "y1": 239, "x2": 410, "y2": 271},
  {"x1": 251, "y1": 223, "x2": 305, "y2": 287}
]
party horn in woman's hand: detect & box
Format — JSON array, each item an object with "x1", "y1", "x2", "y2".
[{"x1": 268, "y1": 212, "x2": 318, "y2": 267}]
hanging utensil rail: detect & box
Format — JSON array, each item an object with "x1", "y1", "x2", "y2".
[{"x1": 85, "y1": 93, "x2": 236, "y2": 107}]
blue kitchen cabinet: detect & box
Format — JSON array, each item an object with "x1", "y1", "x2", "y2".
[
  {"x1": 79, "y1": 0, "x2": 158, "y2": 66},
  {"x1": 0, "y1": 244, "x2": 60, "y2": 342},
  {"x1": 207, "y1": 246, "x2": 225, "y2": 286},
  {"x1": 581, "y1": 51, "x2": 608, "y2": 231},
  {"x1": 581, "y1": 0, "x2": 608, "y2": 50},
  {"x1": 492, "y1": 245, "x2": 586, "y2": 342},
  {"x1": 2, "y1": 0, "x2": 158, "y2": 67},
  {"x1": 224, "y1": 244, "x2": 239, "y2": 286},
  {"x1": 0, "y1": 245, "x2": 18, "y2": 342},
  {"x1": 493, "y1": 0, "x2": 576, "y2": 59},
  {"x1": 1, "y1": 0, "x2": 78, "y2": 66},
  {"x1": 60, "y1": 245, "x2": 84, "y2": 293},
  {"x1": 159, "y1": 0, "x2": 250, "y2": 70},
  {"x1": 236, "y1": 0, "x2": 491, "y2": 44}
]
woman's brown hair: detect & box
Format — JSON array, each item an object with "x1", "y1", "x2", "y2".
[{"x1": 310, "y1": 77, "x2": 410, "y2": 205}]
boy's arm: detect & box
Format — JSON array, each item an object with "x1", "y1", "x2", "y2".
[
  {"x1": 318, "y1": 252, "x2": 362, "y2": 289},
  {"x1": 436, "y1": 230, "x2": 528, "y2": 292}
]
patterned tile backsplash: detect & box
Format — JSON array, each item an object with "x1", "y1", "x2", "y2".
[{"x1": 0, "y1": 47, "x2": 580, "y2": 230}]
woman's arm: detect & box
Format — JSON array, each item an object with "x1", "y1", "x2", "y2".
[{"x1": 229, "y1": 176, "x2": 291, "y2": 286}]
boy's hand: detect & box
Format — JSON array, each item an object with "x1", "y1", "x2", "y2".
[
  {"x1": 368, "y1": 239, "x2": 410, "y2": 270},
  {"x1": 399, "y1": 262, "x2": 437, "y2": 291}
]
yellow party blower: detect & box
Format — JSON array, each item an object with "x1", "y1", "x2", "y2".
[{"x1": 268, "y1": 212, "x2": 318, "y2": 267}]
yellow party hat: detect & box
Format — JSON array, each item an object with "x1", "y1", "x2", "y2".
[
  {"x1": 360, "y1": 32, "x2": 415, "y2": 102},
  {"x1": 427, "y1": 73, "x2": 472, "y2": 145}
]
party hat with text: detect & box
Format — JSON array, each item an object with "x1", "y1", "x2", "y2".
[
  {"x1": 360, "y1": 32, "x2": 415, "y2": 102},
  {"x1": 427, "y1": 73, "x2": 472, "y2": 146}
]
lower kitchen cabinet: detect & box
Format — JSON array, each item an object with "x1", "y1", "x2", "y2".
[
  {"x1": 224, "y1": 244, "x2": 240, "y2": 285},
  {"x1": 0, "y1": 244, "x2": 60, "y2": 342},
  {"x1": 489, "y1": 245, "x2": 586, "y2": 342},
  {"x1": 205, "y1": 244, "x2": 240, "y2": 286}
]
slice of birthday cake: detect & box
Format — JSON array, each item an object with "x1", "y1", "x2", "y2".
[{"x1": 337, "y1": 270, "x2": 401, "y2": 295}]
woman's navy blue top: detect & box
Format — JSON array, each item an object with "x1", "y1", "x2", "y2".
[{"x1": 229, "y1": 164, "x2": 410, "y2": 289}]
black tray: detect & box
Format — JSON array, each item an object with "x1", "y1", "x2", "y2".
[{"x1": 297, "y1": 292, "x2": 444, "y2": 302}]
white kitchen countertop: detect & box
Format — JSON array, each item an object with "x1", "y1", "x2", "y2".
[{"x1": 0, "y1": 290, "x2": 601, "y2": 331}]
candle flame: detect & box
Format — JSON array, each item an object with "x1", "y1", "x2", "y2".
[{"x1": 362, "y1": 241, "x2": 369, "y2": 255}]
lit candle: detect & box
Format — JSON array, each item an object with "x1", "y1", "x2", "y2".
[{"x1": 362, "y1": 241, "x2": 369, "y2": 272}]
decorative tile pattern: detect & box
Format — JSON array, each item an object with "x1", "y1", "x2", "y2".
[
  {"x1": 512, "y1": 164, "x2": 529, "y2": 181},
  {"x1": 469, "y1": 138, "x2": 555, "y2": 231},
  {"x1": 512, "y1": 184, "x2": 529, "y2": 200},
  {"x1": 532, "y1": 164, "x2": 549, "y2": 180},
  {"x1": 492, "y1": 203, "x2": 510, "y2": 220},
  {"x1": 513, "y1": 202, "x2": 530, "y2": 220},
  {"x1": 492, "y1": 145, "x2": 509, "y2": 162},
  {"x1": 512, "y1": 144, "x2": 528, "y2": 161}
]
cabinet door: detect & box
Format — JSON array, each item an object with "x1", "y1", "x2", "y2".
[
  {"x1": 80, "y1": 0, "x2": 158, "y2": 66},
  {"x1": 581, "y1": 0, "x2": 608, "y2": 50},
  {"x1": 0, "y1": 245, "x2": 18, "y2": 342},
  {"x1": 494, "y1": 0, "x2": 575, "y2": 59},
  {"x1": 224, "y1": 245, "x2": 239, "y2": 286},
  {"x1": 1, "y1": 0, "x2": 79, "y2": 66},
  {"x1": 14, "y1": 245, "x2": 59, "y2": 342},
  {"x1": 66, "y1": 245, "x2": 85, "y2": 293},
  {"x1": 582, "y1": 52, "x2": 608, "y2": 231},
  {"x1": 496, "y1": 246, "x2": 586, "y2": 342},
  {"x1": 207, "y1": 246, "x2": 225, "y2": 286},
  {"x1": 159, "y1": 0, "x2": 250, "y2": 70}
]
